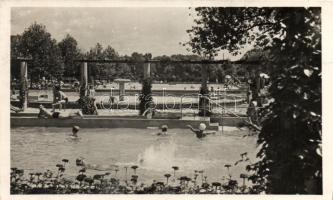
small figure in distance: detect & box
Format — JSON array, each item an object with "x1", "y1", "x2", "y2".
[
  {"x1": 142, "y1": 102, "x2": 156, "y2": 119},
  {"x1": 187, "y1": 123, "x2": 216, "y2": 139}
]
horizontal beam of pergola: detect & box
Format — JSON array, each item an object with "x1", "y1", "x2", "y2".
[
  {"x1": 13, "y1": 57, "x2": 261, "y2": 65},
  {"x1": 73, "y1": 59, "x2": 261, "y2": 65}
]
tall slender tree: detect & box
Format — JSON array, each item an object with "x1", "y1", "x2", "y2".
[{"x1": 58, "y1": 34, "x2": 81, "y2": 78}]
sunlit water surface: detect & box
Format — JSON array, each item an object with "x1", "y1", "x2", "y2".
[{"x1": 11, "y1": 127, "x2": 257, "y2": 183}]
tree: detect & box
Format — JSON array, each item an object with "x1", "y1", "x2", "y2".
[
  {"x1": 104, "y1": 45, "x2": 119, "y2": 59},
  {"x1": 102, "y1": 45, "x2": 119, "y2": 80},
  {"x1": 186, "y1": 7, "x2": 321, "y2": 194},
  {"x1": 86, "y1": 43, "x2": 106, "y2": 81},
  {"x1": 130, "y1": 52, "x2": 146, "y2": 80},
  {"x1": 19, "y1": 22, "x2": 63, "y2": 81},
  {"x1": 58, "y1": 34, "x2": 81, "y2": 78},
  {"x1": 10, "y1": 35, "x2": 22, "y2": 80}
]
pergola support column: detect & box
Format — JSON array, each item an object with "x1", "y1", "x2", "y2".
[
  {"x1": 20, "y1": 61, "x2": 28, "y2": 110},
  {"x1": 143, "y1": 62, "x2": 151, "y2": 79},
  {"x1": 80, "y1": 62, "x2": 88, "y2": 97},
  {"x1": 201, "y1": 64, "x2": 208, "y2": 88}
]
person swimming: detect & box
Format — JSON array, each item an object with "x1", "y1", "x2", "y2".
[
  {"x1": 187, "y1": 123, "x2": 216, "y2": 139},
  {"x1": 71, "y1": 126, "x2": 79, "y2": 138},
  {"x1": 156, "y1": 125, "x2": 168, "y2": 136}
]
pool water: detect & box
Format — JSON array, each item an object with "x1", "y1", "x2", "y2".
[{"x1": 11, "y1": 127, "x2": 257, "y2": 184}]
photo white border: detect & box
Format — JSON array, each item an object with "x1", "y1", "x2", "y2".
[{"x1": 1, "y1": 0, "x2": 332, "y2": 200}]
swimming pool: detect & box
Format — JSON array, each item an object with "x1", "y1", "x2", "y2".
[{"x1": 11, "y1": 127, "x2": 257, "y2": 184}]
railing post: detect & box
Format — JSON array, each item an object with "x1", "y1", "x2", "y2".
[
  {"x1": 180, "y1": 96, "x2": 183, "y2": 119},
  {"x1": 134, "y1": 93, "x2": 138, "y2": 111},
  {"x1": 234, "y1": 96, "x2": 237, "y2": 112},
  {"x1": 224, "y1": 89, "x2": 226, "y2": 111},
  {"x1": 162, "y1": 87, "x2": 165, "y2": 111}
]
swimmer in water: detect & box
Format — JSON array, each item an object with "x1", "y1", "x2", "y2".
[
  {"x1": 71, "y1": 126, "x2": 79, "y2": 138},
  {"x1": 187, "y1": 123, "x2": 215, "y2": 139},
  {"x1": 156, "y1": 125, "x2": 168, "y2": 136}
]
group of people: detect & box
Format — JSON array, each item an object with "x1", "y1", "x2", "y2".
[
  {"x1": 36, "y1": 84, "x2": 83, "y2": 119},
  {"x1": 155, "y1": 123, "x2": 215, "y2": 139},
  {"x1": 38, "y1": 104, "x2": 83, "y2": 119}
]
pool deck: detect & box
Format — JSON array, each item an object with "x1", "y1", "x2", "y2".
[{"x1": 11, "y1": 108, "x2": 247, "y2": 130}]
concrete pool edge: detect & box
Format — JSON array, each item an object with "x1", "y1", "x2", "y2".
[{"x1": 10, "y1": 116, "x2": 247, "y2": 129}]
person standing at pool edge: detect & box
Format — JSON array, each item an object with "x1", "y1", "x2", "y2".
[{"x1": 187, "y1": 123, "x2": 215, "y2": 139}]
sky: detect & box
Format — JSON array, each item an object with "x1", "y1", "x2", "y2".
[{"x1": 11, "y1": 7, "x2": 245, "y2": 60}]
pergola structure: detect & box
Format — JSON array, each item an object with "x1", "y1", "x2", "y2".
[
  {"x1": 15, "y1": 58, "x2": 261, "y2": 110},
  {"x1": 75, "y1": 59, "x2": 261, "y2": 93}
]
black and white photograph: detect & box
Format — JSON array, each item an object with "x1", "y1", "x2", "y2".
[{"x1": 0, "y1": 1, "x2": 331, "y2": 198}]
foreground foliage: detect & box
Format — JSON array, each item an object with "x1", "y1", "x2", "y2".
[
  {"x1": 11, "y1": 155, "x2": 263, "y2": 194},
  {"x1": 187, "y1": 7, "x2": 322, "y2": 194}
]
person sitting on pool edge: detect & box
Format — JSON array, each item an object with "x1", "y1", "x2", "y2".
[
  {"x1": 187, "y1": 123, "x2": 215, "y2": 139},
  {"x1": 38, "y1": 105, "x2": 83, "y2": 119},
  {"x1": 142, "y1": 102, "x2": 156, "y2": 119},
  {"x1": 52, "y1": 85, "x2": 69, "y2": 112},
  {"x1": 11, "y1": 105, "x2": 23, "y2": 113}
]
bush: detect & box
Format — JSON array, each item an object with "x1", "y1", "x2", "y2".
[
  {"x1": 77, "y1": 96, "x2": 97, "y2": 115},
  {"x1": 10, "y1": 154, "x2": 261, "y2": 194},
  {"x1": 198, "y1": 86, "x2": 211, "y2": 117},
  {"x1": 139, "y1": 78, "x2": 153, "y2": 115}
]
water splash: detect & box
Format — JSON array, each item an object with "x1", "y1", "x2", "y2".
[
  {"x1": 137, "y1": 138, "x2": 220, "y2": 172},
  {"x1": 138, "y1": 138, "x2": 177, "y2": 171}
]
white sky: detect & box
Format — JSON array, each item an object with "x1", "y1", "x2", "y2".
[{"x1": 11, "y1": 7, "x2": 246, "y2": 60}]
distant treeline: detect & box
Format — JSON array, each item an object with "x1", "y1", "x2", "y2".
[{"x1": 11, "y1": 22, "x2": 266, "y2": 83}]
